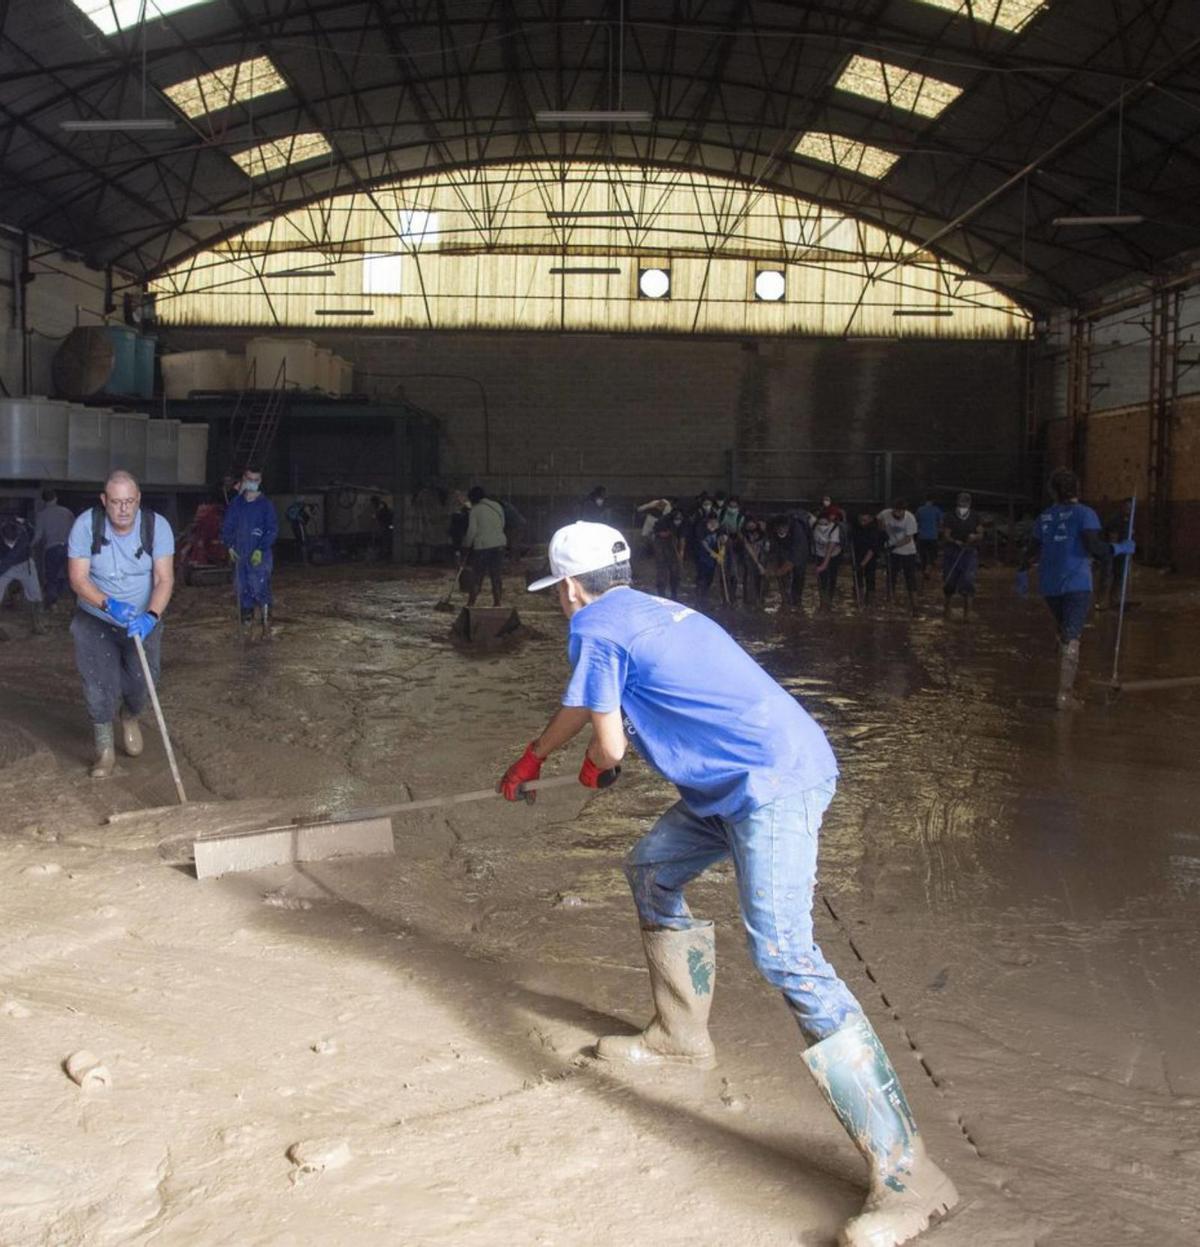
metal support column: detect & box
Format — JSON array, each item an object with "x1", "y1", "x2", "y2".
[
  {"x1": 1066, "y1": 316, "x2": 1092, "y2": 484},
  {"x1": 1147, "y1": 287, "x2": 1180, "y2": 566}
]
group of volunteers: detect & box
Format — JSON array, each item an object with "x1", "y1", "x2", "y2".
[{"x1": 631, "y1": 489, "x2": 988, "y2": 618}]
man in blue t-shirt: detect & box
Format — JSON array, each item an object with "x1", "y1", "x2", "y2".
[
  {"x1": 67, "y1": 470, "x2": 175, "y2": 777},
  {"x1": 1017, "y1": 468, "x2": 1134, "y2": 710},
  {"x1": 497, "y1": 522, "x2": 957, "y2": 1247},
  {"x1": 915, "y1": 495, "x2": 943, "y2": 581}
]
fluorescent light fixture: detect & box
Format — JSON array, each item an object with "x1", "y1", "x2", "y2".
[
  {"x1": 793, "y1": 132, "x2": 900, "y2": 179},
  {"x1": 69, "y1": 0, "x2": 211, "y2": 37},
  {"x1": 638, "y1": 268, "x2": 671, "y2": 300},
  {"x1": 909, "y1": 0, "x2": 1046, "y2": 35},
  {"x1": 269, "y1": 268, "x2": 335, "y2": 278},
  {"x1": 835, "y1": 55, "x2": 963, "y2": 119},
  {"x1": 315, "y1": 308, "x2": 375, "y2": 316},
  {"x1": 546, "y1": 210, "x2": 636, "y2": 220},
  {"x1": 1052, "y1": 215, "x2": 1145, "y2": 227},
  {"x1": 536, "y1": 110, "x2": 652, "y2": 123},
  {"x1": 755, "y1": 270, "x2": 786, "y2": 302},
  {"x1": 549, "y1": 266, "x2": 622, "y2": 275},
  {"x1": 953, "y1": 270, "x2": 1030, "y2": 282},
  {"x1": 187, "y1": 211, "x2": 274, "y2": 223},
  {"x1": 892, "y1": 308, "x2": 954, "y2": 317},
  {"x1": 60, "y1": 118, "x2": 177, "y2": 132},
  {"x1": 231, "y1": 132, "x2": 332, "y2": 178},
  {"x1": 164, "y1": 56, "x2": 287, "y2": 120}
]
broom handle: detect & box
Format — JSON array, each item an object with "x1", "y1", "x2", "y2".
[
  {"x1": 134, "y1": 633, "x2": 188, "y2": 806},
  {"x1": 1110, "y1": 494, "x2": 1137, "y2": 687},
  {"x1": 295, "y1": 774, "x2": 581, "y2": 827}
]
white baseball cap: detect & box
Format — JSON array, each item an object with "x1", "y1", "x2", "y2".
[{"x1": 528, "y1": 522, "x2": 631, "y2": 591}]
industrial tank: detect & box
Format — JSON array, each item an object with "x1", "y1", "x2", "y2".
[
  {"x1": 0, "y1": 397, "x2": 70, "y2": 478},
  {"x1": 145, "y1": 418, "x2": 180, "y2": 485},
  {"x1": 67, "y1": 405, "x2": 111, "y2": 480},
  {"x1": 246, "y1": 337, "x2": 316, "y2": 390},
  {"x1": 109, "y1": 410, "x2": 148, "y2": 479}
]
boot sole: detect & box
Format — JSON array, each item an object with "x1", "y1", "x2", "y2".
[
  {"x1": 839, "y1": 1174, "x2": 959, "y2": 1247},
  {"x1": 593, "y1": 1046, "x2": 716, "y2": 1070}
]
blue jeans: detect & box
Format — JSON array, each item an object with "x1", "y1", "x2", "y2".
[
  {"x1": 624, "y1": 782, "x2": 863, "y2": 1043},
  {"x1": 1044, "y1": 590, "x2": 1091, "y2": 641}
]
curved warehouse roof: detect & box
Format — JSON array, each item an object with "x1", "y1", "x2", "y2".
[{"x1": 3, "y1": 0, "x2": 1199, "y2": 317}]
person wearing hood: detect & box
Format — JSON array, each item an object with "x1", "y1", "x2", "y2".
[
  {"x1": 941, "y1": 492, "x2": 982, "y2": 621},
  {"x1": 221, "y1": 467, "x2": 278, "y2": 640},
  {"x1": 580, "y1": 485, "x2": 609, "y2": 523},
  {"x1": 0, "y1": 515, "x2": 46, "y2": 636}
]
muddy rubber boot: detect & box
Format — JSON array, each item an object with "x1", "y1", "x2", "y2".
[
  {"x1": 89, "y1": 723, "x2": 116, "y2": 779},
  {"x1": 803, "y1": 1015, "x2": 959, "y2": 1247},
  {"x1": 1056, "y1": 639, "x2": 1083, "y2": 711},
  {"x1": 260, "y1": 604, "x2": 271, "y2": 641},
  {"x1": 118, "y1": 710, "x2": 143, "y2": 757},
  {"x1": 595, "y1": 924, "x2": 717, "y2": 1068}
]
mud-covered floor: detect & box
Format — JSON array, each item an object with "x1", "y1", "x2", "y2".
[{"x1": 1, "y1": 561, "x2": 1198, "y2": 1247}]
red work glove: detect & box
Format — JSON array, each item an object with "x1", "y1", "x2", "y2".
[
  {"x1": 499, "y1": 742, "x2": 542, "y2": 802},
  {"x1": 579, "y1": 755, "x2": 622, "y2": 790}
]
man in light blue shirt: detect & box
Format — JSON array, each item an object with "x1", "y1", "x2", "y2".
[
  {"x1": 914, "y1": 494, "x2": 943, "y2": 582},
  {"x1": 497, "y1": 522, "x2": 957, "y2": 1247},
  {"x1": 67, "y1": 470, "x2": 175, "y2": 778}
]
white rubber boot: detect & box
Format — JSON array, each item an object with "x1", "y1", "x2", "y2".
[
  {"x1": 1056, "y1": 639, "x2": 1083, "y2": 710},
  {"x1": 803, "y1": 1016, "x2": 958, "y2": 1247},
  {"x1": 89, "y1": 723, "x2": 116, "y2": 779},
  {"x1": 118, "y1": 710, "x2": 143, "y2": 757},
  {"x1": 595, "y1": 924, "x2": 717, "y2": 1068}
]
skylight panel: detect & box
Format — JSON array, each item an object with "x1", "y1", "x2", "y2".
[
  {"x1": 230, "y1": 133, "x2": 332, "y2": 178},
  {"x1": 70, "y1": 0, "x2": 211, "y2": 37},
  {"x1": 835, "y1": 55, "x2": 963, "y2": 119},
  {"x1": 362, "y1": 254, "x2": 403, "y2": 295},
  {"x1": 909, "y1": 0, "x2": 1046, "y2": 34},
  {"x1": 164, "y1": 56, "x2": 287, "y2": 119},
  {"x1": 794, "y1": 133, "x2": 900, "y2": 179}
]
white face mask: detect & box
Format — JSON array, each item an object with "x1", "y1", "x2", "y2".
[
  {"x1": 956, "y1": 506, "x2": 969, "y2": 518},
  {"x1": 242, "y1": 478, "x2": 262, "y2": 495}
]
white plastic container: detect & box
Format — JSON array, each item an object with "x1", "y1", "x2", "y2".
[
  {"x1": 0, "y1": 397, "x2": 70, "y2": 478},
  {"x1": 108, "y1": 410, "x2": 148, "y2": 479},
  {"x1": 247, "y1": 337, "x2": 316, "y2": 390},
  {"x1": 67, "y1": 405, "x2": 110, "y2": 481},
  {"x1": 145, "y1": 418, "x2": 180, "y2": 485},
  {"x1": 160, "y1": 350, "x2": 238, "y2": 399},
  {"x1": 314, "y1": 347, "x2": 334, "y2": 394},
  {"x1": 177, "y1": 424, "x2": 209, "y2": 485}
]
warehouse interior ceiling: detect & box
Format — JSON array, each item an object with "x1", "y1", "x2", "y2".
[
  {"x1": 148, "y1": 161, "x2": 1028, "y2": 335},
  {"x1": 3, "y1": 0, "x2": 1200, "y2": 318}
]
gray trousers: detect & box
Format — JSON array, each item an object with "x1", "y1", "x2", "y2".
[
  {"x1": 70, "y1": 609, "x2": 162, "y2": 725},
  {"x1": 0, "y1": 559, "x2": 42, "y2": 604}
]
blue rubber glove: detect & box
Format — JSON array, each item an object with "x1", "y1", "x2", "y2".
[
  {"x1": 250, "y1": 549, "x2": 263, "y2": 567},
  {"x1": 104, "y1": 598, "x2": 138, "y2": 625},
  {"x1": 126, "y1": 612, "x2": 159, "y2": 641},
  {"x1": 1112, "y1": 538, "x2": 1136, "y2": 557},
  {"x1": 1015, "y1": 570, "x2": 1029, "y2": 598}
]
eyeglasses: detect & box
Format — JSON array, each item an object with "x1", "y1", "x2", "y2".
[{"x1": 108, "y1": 498, "x2": 139, "y2": 510}]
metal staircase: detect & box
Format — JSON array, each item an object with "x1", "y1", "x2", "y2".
[{"x1": 229, "y1": 358, "x2": 288, "y2": 471}]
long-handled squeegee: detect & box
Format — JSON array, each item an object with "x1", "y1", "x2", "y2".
[{"x1": 192, "y1": 775, "x2": 579, "y2": 880}]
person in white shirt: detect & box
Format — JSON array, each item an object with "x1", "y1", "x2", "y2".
[
  {"x1": 877, "y1": 498, "x2": 920, "y2": 617},
  {"x1": 463, "y1": 485, "x2": 507, "y2": 607}
]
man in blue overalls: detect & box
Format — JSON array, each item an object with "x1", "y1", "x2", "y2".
[
  {"x1": 499, "y1": 521, "x2": 958, "y2": 1247},
  {"x1": 222, "y1": 468, "x2": 278, "y2": 640},
  {"x1": 1018, "y1": 467, "x2": 1135, "y2": 710}
]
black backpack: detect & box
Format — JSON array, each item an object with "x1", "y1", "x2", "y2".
[{"x1": 90, "y1": 506, "x2": 155, "y2": 559}]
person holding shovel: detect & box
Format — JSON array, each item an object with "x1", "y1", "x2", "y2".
[
  {"x1": 66, "y1": 470, "x2": 174, "y2": 778},
  {"x1": 498, "y1": 520, "x2": 958, "y2": 1247},
  {"x1": 941, "y1": 492, "x2": 982, "y2": 621},
  {"x1": 1018, "y1": 468, "x2": 1135, "y2": 711}
]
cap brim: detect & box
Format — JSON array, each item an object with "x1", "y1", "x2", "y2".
[{"x1": 526, "y1": 572, "x2": 565, "y2": 592}]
